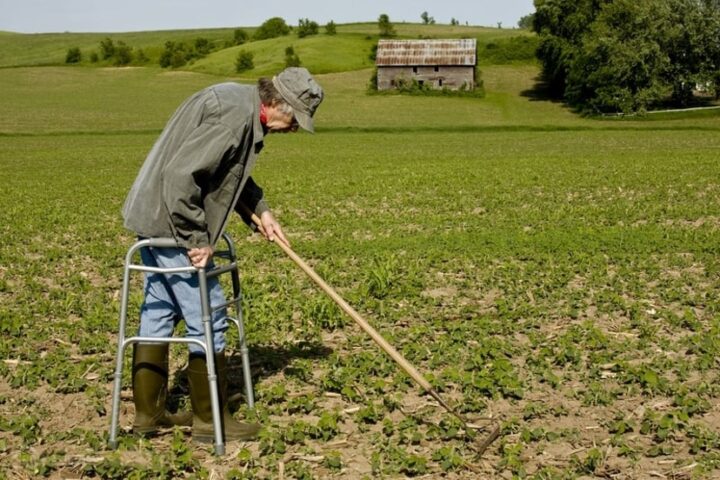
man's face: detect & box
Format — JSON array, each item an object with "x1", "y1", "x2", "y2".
[{"x1": 265, "y1": 103, "x2": 299, "y2": 133}]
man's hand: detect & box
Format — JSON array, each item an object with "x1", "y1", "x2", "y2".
[
  {"x1": 259, "y1": 210, "x2": 290, "y2": 247},
  {"x1": 188, "y1": 246, "x2": 214, "y2": 268}
]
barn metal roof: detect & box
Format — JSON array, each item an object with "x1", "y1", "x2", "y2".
[{"x1": 375, "y1": 39, "x2": 477, "y2": 66}]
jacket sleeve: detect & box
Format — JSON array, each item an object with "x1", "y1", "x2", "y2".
[
  {"x1": 235, "y1": 176, "x2": 270, "y2": 228},
  {"x1": 161, "y1": 123, "x2": 235, "y2": 248}
]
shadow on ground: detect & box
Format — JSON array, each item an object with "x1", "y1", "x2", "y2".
[{"x1": 167, "y1": 341, "x2": 333, "y2": 410}]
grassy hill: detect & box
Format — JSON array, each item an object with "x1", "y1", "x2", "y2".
[
  {"x1": 0, "y1": 27, "x2": 245, "y2": 68},
  {"x1": 0, "y1": 22, "x2": 537, "y2": 73}
]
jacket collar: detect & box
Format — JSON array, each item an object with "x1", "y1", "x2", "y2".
[{"x1": 252, "y1": 89, "x2": 265, "y2": 153}]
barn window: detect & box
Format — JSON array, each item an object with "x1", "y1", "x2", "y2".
[
  {"x1": 412, "y1": 66, "x2": 418, "y2": 74},
  {"x1": 434, "y1": 66, "x2": 439, "y2": 72},
  {"x1": 438, "y1": 79, "x2": 443, "y2": 87},
  {"x1": 418, "y1": 80, "x2": 424, "y2": 86}
]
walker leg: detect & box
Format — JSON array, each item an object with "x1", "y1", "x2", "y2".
[
  {"x1": 198, "y1": 268, "x2": 225, "y2": 456},
  {"x1": 108, "y1": 266, "x2": 133, "y2": 449}
]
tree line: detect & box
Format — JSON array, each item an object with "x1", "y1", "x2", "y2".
[
  {"x1": 64, "y1": 16, "x2": 337, "y2": 70},
  {"x1": 532, "y1": 0, "x2": 720, "y2": 114}
]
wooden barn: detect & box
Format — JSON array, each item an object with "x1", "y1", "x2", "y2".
[{"x1": 375, "y1": 39, "x2": 477, "y2": 91}]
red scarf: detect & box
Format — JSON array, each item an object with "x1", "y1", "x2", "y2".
[{"x1": 259, "y1": 103, "x2": 268, "y2": 126}]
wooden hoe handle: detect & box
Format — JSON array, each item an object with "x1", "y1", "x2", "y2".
[
  {"x1": 243, "y1": 207, "x2": 433, "y2": 392},
  {"x1": 242, "y1": 206, "x2": 502, "y2": 459}
]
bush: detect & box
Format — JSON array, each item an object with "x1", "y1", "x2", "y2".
[
  {"x1": 99, "y1": 37, "x2": 115, "y2": 60},
  {"x1": 159, "y1": 41, "x2": 189, "y2": 68},
  {"x1": 285, "y1": 46, "x2": 301, "y2": 67},
  {"x1": 297, "y1": 18, "x2": 319, "y2": 38},
  {"x1": 254, "y1": 17, "x2": 290, "y2": 40},
  {"x1": 367, "y1": 70, "x2": 485, "y2": 98},
  {"x1": 369, "y1": 43, "x2": 378, "y2": 62},
  {"x1": 233, "y1": 28, "x2": 249, "y2": 45},
  {"x1": 235, "y1": 50, "x2": 254, "y2": 73},
  {"x1": 65, "y1": 47, "x2": 81, "y2": 64},
  {"x1": 89, "y1": 51, "x2": 99, "y2": 63},
  {"x1": 113, "y1": 41, "x2": 133, "y2": 66},
  {"x1": 194, "y1": 37, "x2": 212, "y2": 57},
  {"x1": 325, "y1": 21, "x2": 336, "y2": 35}
]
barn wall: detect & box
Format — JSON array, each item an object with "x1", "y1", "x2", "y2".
[{"x1": 377, "y1": 66, "x2": 475, "y2": 91}]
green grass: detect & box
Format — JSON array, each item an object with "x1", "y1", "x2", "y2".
[
  {"x1": 188, "y1": 33, "x2": 378, "y2": 77},
  {"x1": 1, "y1": 45, "x2": 720, "y2": 478}
]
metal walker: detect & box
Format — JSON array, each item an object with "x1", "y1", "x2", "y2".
[{"x1": 108, "y1": 233, "x2": 254, "y2": 456}]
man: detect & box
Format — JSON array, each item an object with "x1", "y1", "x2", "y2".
[{"x1": 122, "y1": 67, "x2": 323, "y2": 443}]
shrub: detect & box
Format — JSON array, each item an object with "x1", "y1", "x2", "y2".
[
  {"x1": 235, "y1": 50, "x2": 254, "y2": 73},
  {"x1": 159, "y1": 41, "x2": 189, "y2": 68},
  {"x1": 254, "y1": 17, "x2": 290, "y2": 40},
  {"x1": 233, "y1": 28, "x2": 248, "y2": 45},
  {"x1": 113, "y1": 41, "x2": 133, "y2": 66},
  {"x1": 325, "y1": 21, "x2": 336, "y2": 35},
  {"x1": 369, "y1": 43, "x2": 378, "y2": 62},
  {"x1": 99, "y1": 37, "x2": 115, "y2": 60},
  {"x1": 89, "y1": 51, "x2": 99, "y2": 63},
  {"x1": 285, "y1": 46, "x2": 301, "y2": 67},
  {"x1": 194, "y1": 37, "x2": 212, "y2": 56},
  {"x1": 297, "y1": 18, "x2": 319, "y2": 38},
  {"x1": 65, "y1": 47, "x2": 81, "y2": 64}
]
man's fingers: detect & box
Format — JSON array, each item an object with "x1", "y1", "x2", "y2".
[
  {"x1": 187, "y1": 247, "x2": 212, "y2": 268},
  {"x1": 273, "y1": 227, "x2": 290, "y2": 247}
]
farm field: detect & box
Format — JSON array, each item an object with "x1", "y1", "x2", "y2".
[{"x1": 1, "y1": 49, "x2": 720, "y2": 479}]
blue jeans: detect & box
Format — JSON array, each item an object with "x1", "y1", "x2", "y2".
[{"x1": 138, "y1": 246, "x2": 228, "y2": 354}]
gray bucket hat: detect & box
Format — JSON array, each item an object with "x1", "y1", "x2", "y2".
[{"x1": 272, "y1": 67, "x2": 324, "y2": 133}]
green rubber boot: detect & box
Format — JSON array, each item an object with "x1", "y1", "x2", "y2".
[
  {"x1": 188, "y1": 351, "x2": 260, "y2": 443},
  {"x1": 132, "y1": 343, "x2": 192, "y2": 435}
]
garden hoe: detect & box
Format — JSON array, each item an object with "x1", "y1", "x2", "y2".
[{"x1": 240, "y1": 204, "x2": 500, "y2": 458}]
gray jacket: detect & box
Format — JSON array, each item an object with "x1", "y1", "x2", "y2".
[{"x1": 123, "y1": 82, "x2": 269, "y2": 249}]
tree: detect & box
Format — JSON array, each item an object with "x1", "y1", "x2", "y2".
[
  {"x1": 378, "y1": 13, "x2": 396, "y2": 37},
  {"x1": 565, "y1": 0, "x2": 670, "y2": 113},
  {"x1": 99, "y1": 37, "x2": 115, "y2": 60},
  {"x1": 325, "y1": 21, "x2": 337, "y2": 35},
  {"x1": 661, "y1": 0, "x2": 720, "y2": 105},
  {"x1": 535, "y1": 0, "x2": 720, "y2": 113},
  {"x1": 285, "y1": 45, "x2": 301, "y2": 67},
  {"x1": 65, "y1": 47, "x2": 81, "y2": 64},
  {"x1": 233, "y1": 28, "x2": 249, "y2": 45},
  {"x1": 518, "y1": 13, "x2": 535, "y2": 29},
  {"x1": 113, "y1": 41, "x2": 133, "y2": 66},
  {"x1": 369, "y1": 43, "x2": 378, "y2": 61},
  {"x1": 194, "y1": 37, "x2": 212, "y2": 57},
  {"x1": 532, "y1": 0, "x2": 609, "y2": 96},
  {"x1": 159, "y1": 41, "x2": 189, "y2": 68},
  {"x1": 450, "y1": 18, "x2": 460, "y2": 26},
  {"x1": 298, "y1": 18, "x2": 319, "y2": 38},
  {"x1": 254, "y1": 17, "x2": 290, "y2": 40},
  {"x1": 420, "y1": 11, "x2": 435, "y2": 24},
  {"x1": 235, "y1": 50, "x2": 254, "y2": 73}
]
